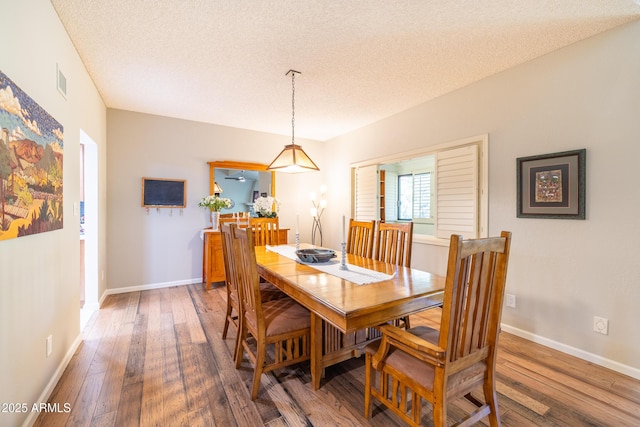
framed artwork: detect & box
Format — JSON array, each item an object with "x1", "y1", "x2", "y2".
[
  {"x1": 0, "y1": 70, "x2": 64, "y2": 241},
  {"x1": 517, "y1": 149, "x2": 586, "y2": 219}
]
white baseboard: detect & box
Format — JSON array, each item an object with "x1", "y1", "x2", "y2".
[
  {"x1": 501, "y1": 323, "x2": 640, "y2": 381},
  {"x1": 22, "y1": 334, "x2": 83, "y2": 427},
  {"x1": 103, "y1": 277, "x2": 204, "y2": 297}
]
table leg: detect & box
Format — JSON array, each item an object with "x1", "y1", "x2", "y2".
[{"x1": 310, "y1": 312, "x2": 323, "y2": 390}]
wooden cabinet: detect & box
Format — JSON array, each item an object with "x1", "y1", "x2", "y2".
[{"x1": 202, "y1": 227, "x2": 289, "y2": 289}]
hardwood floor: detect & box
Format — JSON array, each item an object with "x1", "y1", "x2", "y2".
[{"x1": 36, "y1": 284, "x2": 640, "y2": 426}]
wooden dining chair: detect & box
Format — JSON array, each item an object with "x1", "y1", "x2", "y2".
[
  {"x1": 249, "y1": 217, "x2": 280, "y2": 246},
  {"x1": 364, "y1": 231, "x2": 512, "y2": 427},
  {"x1": 231, "y1": 224, "x2": 311, "y2": 400},
  {"x1": 346, "y1": 219, "x2": 375, "y2": 257},
  {"x1": 219, "y1": 224, "x2": 285, "y2": 364},
  {"x1": 374, "y1": 221, "x2": 413, "y2": 267},
  {"x1": 374, "y1": 221, "x2": 414, "y2": 329}
]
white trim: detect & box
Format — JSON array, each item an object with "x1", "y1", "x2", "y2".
[
  {"x1": 501, "y1": 323, "x2": 640, "y2": 381},
  {"x1": 104, "y1": 278, "x2": 204, "y2": 296},
  {"x1": 350, "y1": 133, "x2": 488, "y2": 168},
  {"x1": 23, "y1": 335, "x2": 83, "y2": 427}
]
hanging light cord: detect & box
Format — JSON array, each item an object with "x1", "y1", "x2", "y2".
[{"x1": 287, "y1": 69, "x2": 300, "y2": 145}]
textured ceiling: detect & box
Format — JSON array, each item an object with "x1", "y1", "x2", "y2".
[{"x1": 51, "y1": 0, "x2": 640, "y2": 141}]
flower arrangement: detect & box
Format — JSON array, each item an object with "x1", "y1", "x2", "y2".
[
  {"x1": 198, "y1": 194, "x2": 232, "y2": 212},
  {"x1": 253, "y1": 196, "x2": 280, "y2": 218}
]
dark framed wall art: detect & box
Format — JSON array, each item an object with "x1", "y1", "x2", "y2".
[
  {"x1": 142, "y1": 178, "x2": 187, "y2": 208},
  {"x1": 516, "y1": 149, "x2": 586, "y2": 219}
]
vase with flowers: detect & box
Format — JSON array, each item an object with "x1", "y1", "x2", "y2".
[
  {"x1": 253, "y1": 196, "x2": 280, "y2": 218},
  {"x1": 198, "y1": 195, "x2": 232, "y2": 231}
]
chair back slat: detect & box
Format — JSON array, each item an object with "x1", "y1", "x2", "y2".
[
  {"x1": 374, "y1": 221, "x2": 413, "y2": 267},
  {"x1": 346, "y1": 219, "x2": 375, "y2": 258},
  {"x1": 220, "y1": 223, "x2": 239, "y2": 300},
  {"x1": 440, "y1": 232, "x2": 511, "y2": 366},
  {"x1": 232, "y1": 225, "x2": 263, "y2": 331},
  {"x1": 249, "y1": 217, "x2": 280, "y2": 246}
]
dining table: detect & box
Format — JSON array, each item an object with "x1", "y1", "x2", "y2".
[{"x1": 254, "y1": 243, "x2": 445, "y2": 390}]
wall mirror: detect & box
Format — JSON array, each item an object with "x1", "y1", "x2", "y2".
[{"x1": 208, "y1": 161, "x2": 275, "y2": 214}]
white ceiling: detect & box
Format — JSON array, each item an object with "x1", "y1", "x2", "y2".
[{"x1": 51, "y1": 0, "x2": 640, "y2": 141}]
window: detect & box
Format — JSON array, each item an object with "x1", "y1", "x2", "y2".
[
  {"x1": 398, "y1": 172, "x2": 432, "y2": 221},
  {"x1": 352, "y1": 134, "x2": 488, "y2": 241}
]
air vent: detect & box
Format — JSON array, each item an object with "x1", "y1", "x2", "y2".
[{"x1": 57, "y1": 64, "x2": 67, "y2": 99}]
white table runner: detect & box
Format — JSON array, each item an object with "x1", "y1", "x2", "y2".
[{"x1": 265, "y1": 245, "x2": 394, "y2": 285}]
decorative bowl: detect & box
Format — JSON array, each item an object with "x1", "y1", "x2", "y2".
[{"x1": 295, "y1": 249, "x2": 337, "y2": 263}]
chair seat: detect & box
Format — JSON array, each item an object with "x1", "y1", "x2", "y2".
[
  {"x1": 365, "y1": 326, "x2": 486, "y2": 396},
  {"x1": 246, "y1": 297, "x2": 311, "y2": 337}
]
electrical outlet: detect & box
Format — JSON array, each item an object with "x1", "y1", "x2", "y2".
[
  {"x1": 593, "y1": 316, "x2": 609, "y2": 335},
  {"x1": 506, "y1": 294, "x2": 516, "y2": 308},
  {"x1": 46, "y1": 335, "x2": 53, "y2": 357}
]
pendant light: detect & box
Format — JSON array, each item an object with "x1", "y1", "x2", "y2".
[{"x1": 267, "y1": 69, "x2": 319, "y2": 173}]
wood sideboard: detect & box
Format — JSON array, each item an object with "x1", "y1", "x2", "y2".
[{"x1": 202, "y1": 227, "x2": 289, "y2": 289}]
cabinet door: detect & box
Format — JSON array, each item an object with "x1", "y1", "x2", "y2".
[{"x1": 203, "y1": 231, "x2": 226, "y2": 289}]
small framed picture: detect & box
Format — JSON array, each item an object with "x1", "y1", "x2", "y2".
[{"x1": 516, "y1": 149, "x2": 586, "y2": 219}]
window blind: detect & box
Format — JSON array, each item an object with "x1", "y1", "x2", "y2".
[{"x1": 413, "y1": 172, "x2": 432, "y2": 219}]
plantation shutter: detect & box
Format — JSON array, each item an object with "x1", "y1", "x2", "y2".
[
  {"x1": 354, "y1": 164, "x2": 378, "y2": 221},
  {"x1": 435, "y1": 145, "x2": 478, "y2": 239},
  {"x1": 384, "y1": 171, "x2": 398, "y2": 221}
]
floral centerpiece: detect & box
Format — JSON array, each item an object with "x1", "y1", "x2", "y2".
[
  {"x1": 199, "y1": 195, "x2": 232, "y2": 231},
  {"x1": 253, "y1": 196, "x2": 280, "y2": 218},
  {"x1": 198, "y1": 195, "x2": 232, "y2": 212}
]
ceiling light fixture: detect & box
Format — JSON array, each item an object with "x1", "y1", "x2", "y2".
[{"x1": 267, "y1": 69, "x2": 319, "y2": 173}]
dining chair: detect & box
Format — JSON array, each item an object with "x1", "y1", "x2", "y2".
[
  {"x1": 249, "y1": 217, "x2": 280, "y2": 246},
  {"x1": 364, "y1": 231, "x2": 512, "y2": 427},
  {"x1": 346, "y1": 219, "x2": 375, "y2": 257},
  {"x1": 220, "y1": 212, "x2": 250, "y2": 227},
  {"x1": 374, "y1": 221, "x2": 413, "y2": 267},
  {"x1": 231, "y1": 224, "x2": 311, "y2": 400},
  {"x1": 219, "y1": 224, "x2": 286, "y2": 364},
  {"x1": 374, "y1": 221, "x2": 414, "y2": 329}
]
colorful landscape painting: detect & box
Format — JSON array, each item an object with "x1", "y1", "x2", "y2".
[{"x1": 0, "y1": 70, "x2": 64, "y2": 241}]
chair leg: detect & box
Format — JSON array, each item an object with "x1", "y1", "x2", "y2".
[
  {"x1": 251, "y1": 342, "x2": 266, "y2": 400},
  {"x1": 483, "y1": 380, "x2": 501, "y2": 427},
  {"x1": 222, "y1": 302, "x2": 232, "y2": 339},
  {"x1": 364, "y1": 353, "x2": 373, "y2": 418},
  {"x1": 432, "y1": 397, "x2": 447, "y2": 427},
  {"x1": 404, "y1": 315, "x2": 411, "y2": 329},
  {"x1": 235, "y1": 319, "x2": 246, "y2": 369}
]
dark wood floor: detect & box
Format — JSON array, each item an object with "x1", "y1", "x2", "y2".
[{"x1": 35, "y1": 283, "x2": 640, "y2": 426}]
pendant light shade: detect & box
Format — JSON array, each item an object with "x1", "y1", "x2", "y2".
[
  {"x1": 213, "y1": 182, "x2": 223, "y2": 193},
  {"x1": 267, "y1": 143, "x2": 319, "y2": 173},
  {"x1": 267, "y1": 70, "x2": 319, "y2": 173}
]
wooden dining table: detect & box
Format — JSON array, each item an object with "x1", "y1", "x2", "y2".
[{"x1": 254, "y1": 243, "x2": 445, "y2": 389}]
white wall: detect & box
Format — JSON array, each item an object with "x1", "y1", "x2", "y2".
[
  {"x1": 0, "y1": 1, "x2": 107, "y2": 426},
  {"x1": 324, "y1": 20, "x2": 640, "y2": 376},
  {"x1": 106, "y1": 109, "x2": 324, "y2": 290}
]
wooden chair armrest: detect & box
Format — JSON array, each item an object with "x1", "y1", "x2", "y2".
[{"x1": 371, "y1": 324, "x2": 446, "y2": 370}]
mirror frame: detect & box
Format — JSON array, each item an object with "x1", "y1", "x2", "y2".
[{"x1": 208, "y1": 160, "x2": 276, "y2": 196}]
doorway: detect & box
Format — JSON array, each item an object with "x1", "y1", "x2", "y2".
[{"x1": 80, "y1": 130, "x2": 98, "y2": 329}]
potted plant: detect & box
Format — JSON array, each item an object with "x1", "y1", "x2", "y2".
[
  {"x1": 198, "y1": 195, "x2": 232, "y2": 230},
  {"x1": 253, "y1": 196, "x2": 280, "y2": 218}
]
